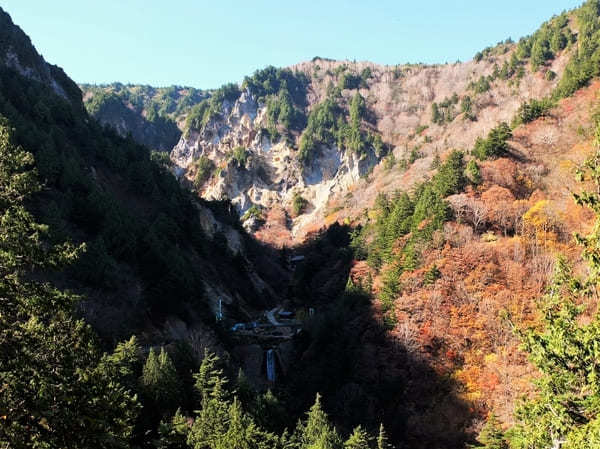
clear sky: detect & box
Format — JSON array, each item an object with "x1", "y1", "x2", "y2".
[{"x1": 1, "y1": 1, "x2": 583, "y2": 89}]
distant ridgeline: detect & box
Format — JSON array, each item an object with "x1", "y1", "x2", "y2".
[{"x1": 80, "y1": 83, "x2": 209, "y2": 150}]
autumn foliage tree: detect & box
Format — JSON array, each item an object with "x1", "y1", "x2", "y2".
[{"x1": 508, "y1": 119, "x2": 600, "y2": 449}]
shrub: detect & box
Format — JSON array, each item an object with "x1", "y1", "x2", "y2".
[
  {"x1": 292, "y1": 192, "x2": 308, "y2": 216},
  {"x1": 470, "y1": 76, "x2": 491, "y2": 94},
  {"x1": 472, "y1": 122, "x2": 512, "y2": 160},
  {"x1": 193, "y1": 155, "x2": 214, "y2": 188},
  {"x1": 231, "y1": 146, "x2": 248, "y2": 168},
  {"x1": 465, "y1": 159, "x2": 482, "y2": 184},
  {"x1": 338, "y1": 72, "x2": 362, "y2": 90},
  {"x1": 513, "y1": 97, "x2": 554, "y2": 126}
]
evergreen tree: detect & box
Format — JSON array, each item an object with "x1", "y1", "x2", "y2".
[
  {"x1": 431, "y1": 103, "x2": 443, "y2": 125},
  {"x1": 141, "y1": 347, "x2": 182, "y2": 414},
  {"x1": 194, "y1": 349, "x2": 226, "y2": 403},
  {"x1": 296, "y1": 394, "x2": 342, "y2": 449},
  {"x1": 217, "y1": 398, "x2": 277, "y2": 449},
  {"x1": 383, "y1": 192, "x2": 413, "y2": 259},
  {"x1": 477, "y1": 414, "x2": 508, "y2": 449},
  {"x1": 155, "y1": 409, "x2": 190, "y2": 449},
  {"x1": 188, "y1": 381, "x2": 230, "y2": 449},
  {"x1": 188, "y1": 351, "x2": 232, "y2": 449},
  {"x1": 380, "y1": 261, "x2": 402, "y2": 306},
  {"x1": 348, "y1": 92, "x2": 366, "y2": 155},
  {"x1": 423, "y1": 264, "x2": 441, "y2": 285},
  {"x1": 433, "y1": 150, "x2": 465, "y2": 197},
  {"x1": 376, "y1": 424, "x2": 392, "y2": 449},
  {"x1": 0, "y1": 121, "x2": 140, "y2": 448},
  {"x1": 344, "y1": 426, "x2": 370, "y2": 449}
]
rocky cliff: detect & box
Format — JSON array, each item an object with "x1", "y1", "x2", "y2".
[{"x1": 171, "y1": 48, "x2": 569, "y2": 245}]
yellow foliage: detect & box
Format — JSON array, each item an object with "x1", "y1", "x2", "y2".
[
  {"x1": 523, "y1": 200, "x2": 551, "y2": 229},
  {"x1": 484, "y1": 353, "x2": 498, "y2": 365},
  {"x1": 481, "y1": 232, "x2": 498, "y2": 242}
]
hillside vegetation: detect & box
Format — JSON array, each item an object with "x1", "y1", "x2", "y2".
[
  {"x1": 5, "y1": 2, "x2": 600, "y2": 449},
  {"x1": 80, "y1": 83, "x2": 209, "y2": 150}
]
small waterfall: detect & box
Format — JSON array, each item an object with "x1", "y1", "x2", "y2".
[{"x1": 266, "y1": 349, "x2": 276, "y2": 382}]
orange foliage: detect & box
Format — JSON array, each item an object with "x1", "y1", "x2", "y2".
[{"x1": 479, "y1": 158, "x2": 519, "y2": 191}]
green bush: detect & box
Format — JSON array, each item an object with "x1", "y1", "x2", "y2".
[
  {"x1": 470, "y1": 76, "x2": 491, "y2": 94},
  {"x1": 513, "y1": 97, "x2": 554, "y2": 126},
  {"x1": 472, "y1": 122, "x2": 512, "y2": 160},
  {"x1": 465, "y1": 159, "x2": 482, "y2": 184},
  {"x1": 292, "y1": 192, "x2": 308, "y2": 216},
  {"x1": 193, "y1": 155, "x2": 215, "y2": 187},
  {"x1": 231, "y1": 146, "x2": 248, "y2": 168},
  {"x1": 338, "y1": 72, "x2": 362, "y2": 90}
]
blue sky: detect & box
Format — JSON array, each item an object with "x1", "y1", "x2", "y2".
[{"x1": 2, "y1": 1, "x2": 583, "y2": 89}]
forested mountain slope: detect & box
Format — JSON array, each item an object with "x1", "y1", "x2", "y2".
[
  {"x1": 0, "y1": 8, "x2": 286, "y2": 345},
  {"x1": 80, "y1": 83, "x2": 209, "y2": 151}
]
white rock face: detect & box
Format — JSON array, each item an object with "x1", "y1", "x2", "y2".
[
  {"x1": 170, "y1": 51, "x2": 571, "y2": 244},
  {"x1": 170, "y1": 89, "x2": 380, "y2": 240}
]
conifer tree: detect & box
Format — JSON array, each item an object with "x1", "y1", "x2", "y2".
[
  {"x1": 477, "y1": 414, "x2": 508, "y2": 449},
  {"x1": 141, "y1": 347, "x2": 182, "y2": 413},
  {"x1": 296, "y1": 393, "x2": 342, "y2": 449},
  {"x1": 155, "y1": 409, "x2": 190, "y2": 449},
  {"x1": 465, "y1": 159, "x2": 482, "y2": 185},
  {"x1": 0, "y1": 121, "x2": 139, "y2": 447},
  {"x1": 376, "y1": 424, "x2": 392, "y2": 449},
  {"x1": 194, "y1": 349, "x2": 227, "y2": 403},
  {"x1": 344, "y1": 426, "x2": 370, "y2": 449}
]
